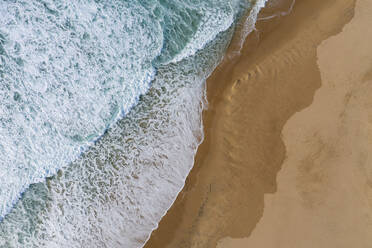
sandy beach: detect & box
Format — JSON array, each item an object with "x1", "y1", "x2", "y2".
[{"x1": 145, "y1": 0, "x2": 372, "y2": 247}]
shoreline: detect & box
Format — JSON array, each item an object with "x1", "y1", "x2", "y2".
[
  {"x1": 145, "y1": 0, "x2": 361, "y2": 247},
  {"x1": 140, "y1": 2, "x2": 269, "y2": 246}
]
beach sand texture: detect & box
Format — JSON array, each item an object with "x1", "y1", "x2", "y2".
[
  {"x1": 219, "y1": 0, "x2": 372, "y2": 247},
  {"x1": 146, "y1": 0, "x2": 372, "y2": 247}
]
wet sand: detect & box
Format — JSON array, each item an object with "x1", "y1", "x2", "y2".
[{"x1": 145, "y1": 0, "x2": 371, "y2": 247}]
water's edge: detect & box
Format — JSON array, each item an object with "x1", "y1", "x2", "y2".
[{"x1": 141, "y1": 0, "x2": 268, "y2": 246}]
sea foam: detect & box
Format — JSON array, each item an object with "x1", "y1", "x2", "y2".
[
  {"x1": 0, "y1": 0, "x2": 266, "y2": 247},
  {"x1": 0, "y1": 0, "x2": 237, "y2": 220}
]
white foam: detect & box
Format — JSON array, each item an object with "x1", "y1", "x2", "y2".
[
  {"x1": 0, "y1": 0, "x2": 163, "y2": 219},
  {"x1": 169, "y1": 0, "x2": 237, "y2": 63}
]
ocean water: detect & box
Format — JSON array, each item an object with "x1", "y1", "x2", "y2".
[{"x1": 0, "y1": 0, "x2": 266, "y2": 247}]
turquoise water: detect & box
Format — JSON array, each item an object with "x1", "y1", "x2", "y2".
[{"x1": 0, "y1": 0, "x2": 266, "y2": 247}]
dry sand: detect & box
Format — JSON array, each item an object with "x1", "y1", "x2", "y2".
[{"x1": 145, "y1": 0, "x2": 372, "y2": 247}]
